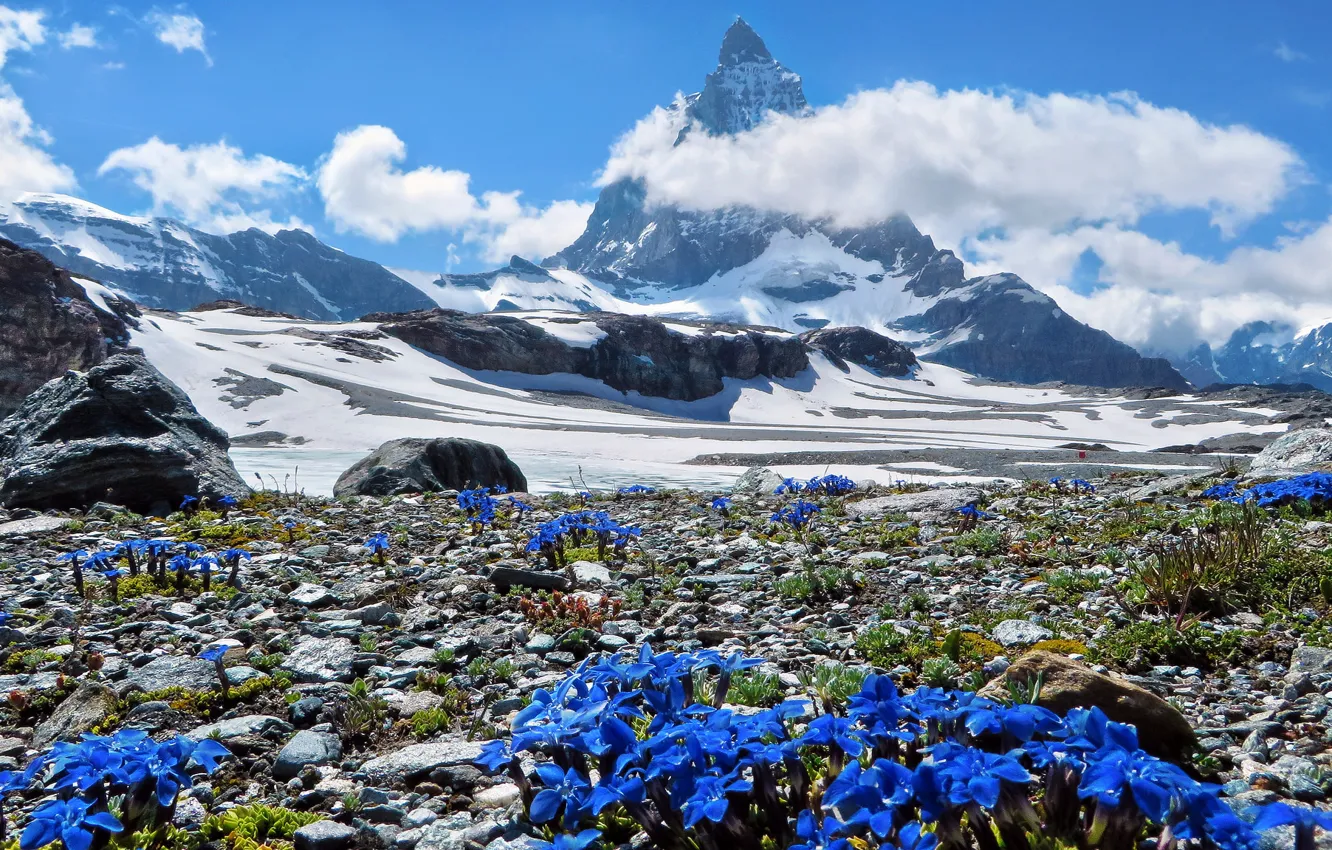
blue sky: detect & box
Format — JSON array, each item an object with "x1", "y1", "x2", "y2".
[{"x1": 2, "y1": 1, "x2": 1332, "y2": 347}]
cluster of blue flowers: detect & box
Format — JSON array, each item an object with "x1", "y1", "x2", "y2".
[
  {"x1": 1, "y1": 729, "x2": 229, "y2": 850},
  {"x1": 771, "y1": 500, "x2": 820, "y2": 531},
  {"x1": 526, "y1": 511, "x2": 642, "y2": 568},
  {"x1": 617, "y1": 485, "x2": 657, "y2": 496},
  {"x1": 458, "y1": 487, "x2": 501, "y2": 527},
  {"x1": 56, "y1": 540, "x2": 250, "y2": 597},
  {"x1": 478, "y1": 649, "x2": 1291, "y2": 850},
  {"x1": 1201, "y1": 472, "x2": 1332, "y2": 508},
  {"x1": 776, "y1": 475, "x2": 858, "y2": 496}
]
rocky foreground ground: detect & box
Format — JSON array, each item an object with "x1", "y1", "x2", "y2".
[{"x1": 0, "y1": 463, "x2": 1330, "y2": 850}]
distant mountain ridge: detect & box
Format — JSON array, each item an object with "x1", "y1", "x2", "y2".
[
  {"x1": 0, "y1": 194, "x2": 434, "y2": 320},
  {"x1": 0, "y1": 18, "x2": 1188, "y2": 392},
  {"x1": 1175, "y1": 320, "x2": 1332, "y2": 393}
]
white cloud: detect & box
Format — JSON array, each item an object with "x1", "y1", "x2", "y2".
[
  {"x1": 0, "y1": 7, "x2": 75, "y2": 200},
  {"x1": 98, "y1": 137, "x2": 307, "y2": 233},
  {"x1": 1275, "y1": 41, "x2": 1308, "y2": 62},
  {"x1": 967, "y1": 220, "x2": 1332, "y2": 349},
  {"x1": 0, "y1": 6, "x2": 45, "y2": 69},
  {"x1": 603, "y1": 82, "x2": 1303, "y2": 248},
  {"x1": 58, "y1": 23, "x2": 97, "y2": 49},
  {"x1": 148, "y1": 11, "x2": 208, "y2": 64},
  {"x1": 316, "y1": 124, "x2": 591, "y2": 260}
]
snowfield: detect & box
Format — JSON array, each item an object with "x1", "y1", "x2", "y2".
[{"x1": 121, "y1": 303, "x2": 1285, "y2": 494}]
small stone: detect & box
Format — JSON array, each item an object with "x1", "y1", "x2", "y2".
[
  {"x1": 473, "y1": 783, "x2": 521, "y2": 809},
  {"x1": 274, "y1": 730, "x2": 343, "y2": 779},
  {"x1": 991, "y1": 620, "x2": 1053, "y2": 647},
  {"x1": 294, "y1": 819, "x2": 358, "y2": 850}
]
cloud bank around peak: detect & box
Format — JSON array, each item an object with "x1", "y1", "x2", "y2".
[{"x1": 600, "y1": 81, "x2": 1316, "y2": 351}]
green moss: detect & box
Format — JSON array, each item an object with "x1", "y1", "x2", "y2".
[
  {"x1": 200, "y1": 805, "x2": 324, "y2": 850},
  {"x1": 1028, "y1": 639, "x2": 1089, "y2": 656}
]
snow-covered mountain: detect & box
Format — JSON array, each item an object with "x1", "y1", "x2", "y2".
[
  {"x1": 0, "y1": 194, "x2": 434, "y2": 321},
  {"x1": 424, "y1": 19, "x2": 1189, "y2": 391},
  {"x1": 1177, "y1": 320, "x2": 1332, "y2": 392}
]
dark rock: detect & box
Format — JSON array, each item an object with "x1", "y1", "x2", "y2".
[
  {"x1": 289, "y1": 697, "x2": 325, "y2": 728},
  {"x1": 0, "y1": 355, "x2": 250, "y2": 514},
  {"x1": 333, "y1": 437, "x2": 527, "y2": 497},
  {"x1": 0, "y1": 239, "x2": 133, "y2": 417},
  {"x1": 121, "y1": 655, "x2": 217, "y2": 695},
  {"x1": 799, "y1": 327, "x2": 917, "y2": 377},
  {"x1": 370, "y1": 310, "x2": 808, "y2": 402},
  {"x1": 33, "y1": 682, "x2": 116, "y2": 748},
  {"x1": 978, "y1": 651, "x2": 1196, "y2": 763},
  {"x1": 488, "y1": 567, "x2": 569, "y2": 593},
  {"x1": 274, "y1": 730, "x2": 342, "y2": 779}
]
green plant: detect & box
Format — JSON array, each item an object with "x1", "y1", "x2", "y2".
[
  {"x1": 855, "y1": 625, "x2": 932, "y2": 671},
  {"x1": 200, "y1": 805, "x2": 324, "y2": 850},
  {"x1": 358, "y1": 633, "x2": 378, "y2": 652},
  {"x1": 1088, "y1": 621, "x2": 1246, "y2": 672},
  {"x1": 727, "y1": 671, "x2": 783, "y2": 707},
  {"x1": 921, "y1": 656, "x2": 961, "y2": 689},
  {"x1": 954, "y1": 528, "x2": 1004, "y2": 556},
  {"x1": 432, "y1": 647, "x2": 456, "y2": 668},
  {"x1": 342, "y1": 678, "x2": 388, "y2": 742},
  {"x1": 410, "y1": 706, "x2": 454, "y2": 738}
]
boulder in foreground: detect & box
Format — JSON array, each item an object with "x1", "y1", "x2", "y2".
[
  {"x1": 978, "y1": 650, "x2": 1196, "y2": 763},
  {"x1": 0, "y1": 354, "x2": 249, "y2": 514},
  {"x1": 1248, "y1": 427, "x2": 1332, "y2": 474},
  {"x1": 334, "y1": 437, "x2": 527, "y2": 497}
]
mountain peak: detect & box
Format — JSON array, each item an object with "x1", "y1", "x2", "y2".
[{"x1": 718, "y1": 17, "x2": 771, "y2": 66}]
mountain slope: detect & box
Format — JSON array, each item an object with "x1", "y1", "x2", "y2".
[
  {"x1": 0, "y1": 194, "x2": 435, "y2": 321},
  {"x1": 532, "y1": 19, "x2": 1188, "y2": 390},
  {"x1": 1179, "y1": 320, "x2": 1332, "y2": 392}
]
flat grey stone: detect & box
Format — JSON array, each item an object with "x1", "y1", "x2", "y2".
[
  {"x1": 356, "y1": 739, "x2": 484, "y2": 785},
  {"x1": 488, "y1": 567, "x2": 567, "y2": 592},
  {"x1": 123, "y1": 655, "x2": 217, "y2": 694},
  {"x1": 845, "y1": 488, "x2": 983, "y2": 521},
  {"x1": 274, "y1": 729, "x2": 343, "y2": 779},
  {"x1": 190, "y1": 714, "x2": 293, "y2": 741},
  {"x1": 282, "y1": 636, "x2": 355, "y2": 683},
  {"x1": 295, "y1": 819, "x2": 357, "y2": 850},
  {"x1": 0, "y1": 516, "x2": 67, "y2": 536},
  {"x1": 991, "y1": 620, "x2": 1053, "y2": 647},
  {"x1": 570, "y1": 560, "x2": 612, "y2": 585},
  {"x1": 34, "y1": 682, "x2": 116, "y2": 748},
  {"x1": 290, "y1": 583, "x2": 341, "y2": 608},
  {"x1": 1289, "y1": 646, "x2": 1332, "y2": 679}
]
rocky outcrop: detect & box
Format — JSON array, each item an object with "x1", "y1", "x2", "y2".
[
  {"x1": 978, "y1": 651, "x2": 1196, "y2": 763},
  {"x1": 371, "y1": 310, "x2": 809, "y2": 401},
  {"x1": 902, "y1": 275, "x2": 1189, "y2": 390},
  {"x1": 800, "y1": 327, "x2": 917, "y2": 376},
  {"x1": 0, "y1": 239, "x2": 134, "y2": 417},
  {"x1": 334, "y1": 437, "x2": 527, "y2": 497},
  {"x1": 1248, "y1": 428, "x2": 1332, "y2": 474},
  {"x1": 0, "y1": 354, "x2": 250, "y2": 514}
]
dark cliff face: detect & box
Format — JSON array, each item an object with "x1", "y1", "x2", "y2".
[
  {"x1": 799, "y1": 327, "x2": 918, "y2": 377},
  {"x1": 0, "y1": 239, "x2": 135, "y2": 417},
  {"x1": 369, "y1": 309, "x2": 809, "y2": 401},
  {"x1": 901, "y1": 275, "x2": 1189, "y2": 391}
]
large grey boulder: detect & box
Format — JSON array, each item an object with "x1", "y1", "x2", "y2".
[
  {"x1": 845, "y1": 488, "x2": 984, "y2": 522},
  {"x1": 732, "y1": 466, "x2": 783, "y2": 495},
  {"x1": 0, "y1": 354, "x2": 249, "y2": 514},
  {"x1": 1249, "y1": 428, "x2": 1332, "y2": 475},
  {"x1": 334, "y1": 437, "x2": 526, "y2": 497}
]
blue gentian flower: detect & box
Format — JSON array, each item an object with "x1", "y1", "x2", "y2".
[{"x1": 20, "y1": 798, "x2": 123, "y2": 850}]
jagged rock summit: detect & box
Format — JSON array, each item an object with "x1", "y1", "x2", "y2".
[
  {"x1": 539, "y1": 21, "x2": 1186, "y2": 391},
  {"x1": 0, "y1": 354, "x2": 250, "y2": 514}
]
